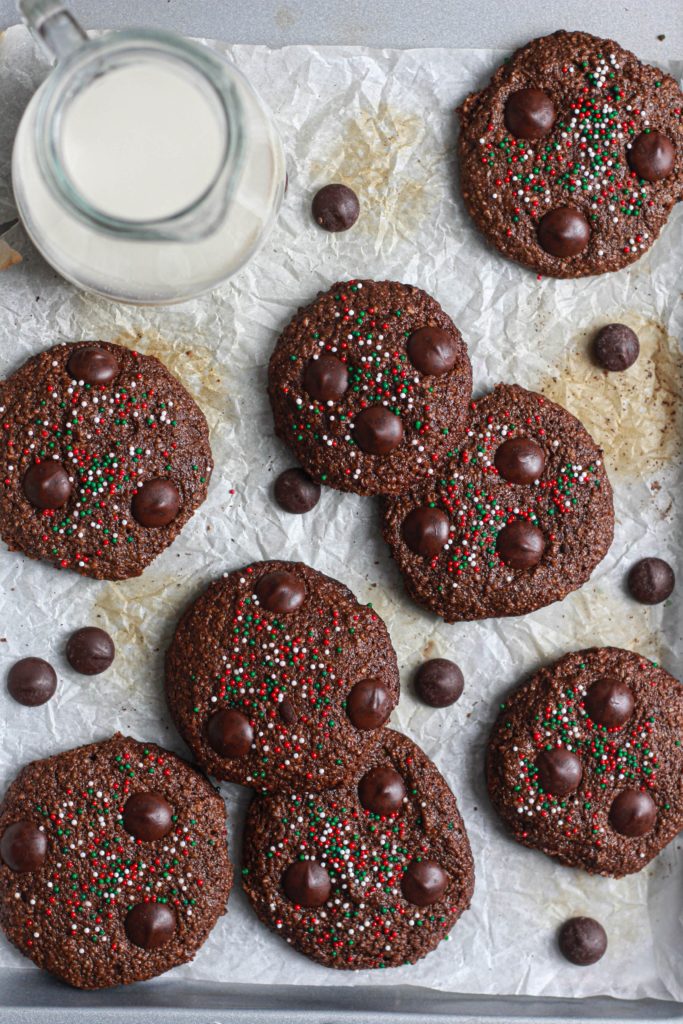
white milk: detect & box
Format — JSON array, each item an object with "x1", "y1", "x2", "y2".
[
  {"x1": 12, "y1": 52, "x2": 285, "y2": 304},
  {"x1": 60, "y1": 62, "x2": 226, "y2": 221}
]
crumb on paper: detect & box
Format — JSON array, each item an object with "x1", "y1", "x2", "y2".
[{"x1": 0, "y1": 239, "x2": 22, "y2": 271}]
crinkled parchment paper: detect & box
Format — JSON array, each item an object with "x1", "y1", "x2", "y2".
[{"x1": 0, "y1": 24, "x2": 681, "y2": 1002}]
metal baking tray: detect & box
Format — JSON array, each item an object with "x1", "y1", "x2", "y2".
[{"x1": 0, "y1": 2, "x2": 681, "y2": 1022}]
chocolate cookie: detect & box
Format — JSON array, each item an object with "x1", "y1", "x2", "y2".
[
  {"x1": 458, "y1": 31, "x2": 683, "y2": 278},
  {"x1": 165, "y1": 560, "x2": 400, "y2": 792},
  {"x1": 486, "y1": 648, "x2": 683, "y2": 877},
  {"x1": 382, "y1": 383, "x2": 613, "y2": 621},
  {"x1": 0, "y1": 341, "x2": 212, "y2": 580},
  {"x1": 0, "y1": 734, "x2": 232, "y2": 988},
  {"x1": 268, "y1": 280, "x2": 472, "y2": 495},
  {"x1": 242, "y1": 729, "x2": 474, "y2": 969}
]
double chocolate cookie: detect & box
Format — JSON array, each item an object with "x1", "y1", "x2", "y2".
[
  {"x1": 242, "y1": 729, "x2": 474, "y2": 969},
  {"x1": 268, "y1": 280, "x2": 472, "y2": 495},
  {"x1": 0, "y1": 734, "x2": 232, "y2": 988},
  {"x1": 0, "y1": 341, "x2": 212, "y2": 579},
  {"x1": 487, "y1": 648, "x2": 683, "y2": 876},
  {"x1": 382, "y1": 383, "x2": 614, "y2": 621},
  {"x1": 165, "y1": 560, "x2": 400, "y2": 792},
  {"x1": 458, "y1": 31, "x2": 683, "y2": 277}
]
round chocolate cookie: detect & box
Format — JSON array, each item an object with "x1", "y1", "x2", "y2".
[
  {"x1": 486, "y1": 648, "x2": 683, "y2": 877},
  {"x1": 0, "y1": 734, "x2": 232, "y2": 988},
  {"x1": 242, "y1": 729, "x2": 474, "y2": 969},
  {"x1": 458, "y1": 31, "x2": 683, "y2": 278},
  {"x1": 165, "y1": 560, "x2": 400, "y2": 792},
  {"x1": 382, "y1": 383, "x2": 614, "y2": 622},
  {"x1": 0, "y1": 342, "x2": 212, "y2": 580},
  {"x1": 268, "y1": 280, "x2": 472, "y2": 495}
]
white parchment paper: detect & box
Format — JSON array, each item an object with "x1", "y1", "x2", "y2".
[{"x1": 0, "y1": 25, "x2": 681, "y2": 1002}]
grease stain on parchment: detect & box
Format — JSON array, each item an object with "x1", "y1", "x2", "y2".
[
  {"x1": 110, "y1": 328, "x2": 233, "y2": 430},
  {"x1": 539, "y1": 316, "x2": 682, "y2": 477},
  {"x1": 309, "y1": 102, "x2": 443, "y2": 246},
  {"x1": 0, "y1": 238, "x2": 21, "y2": 271},
  {"x1": 568, "y1": 584, "x2": 662, "y2": 661}
]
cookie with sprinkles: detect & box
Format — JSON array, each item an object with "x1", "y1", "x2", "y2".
[
  {"x1": 458, "y1": 30, "x2": 683, "y2": 277},
  {"x1": 165, "y1": 560, "x2": 400, "y2": 792},
  {"x1": 0, "y1": 341, "x2": 212, "y2": 579},
  {"x1": 267, "y1": 280, "x2": 472, "y2": 495},
  {"x1": 242, "y1": 729, "x2": 474, "y2": 969},
  {"x1": 486, "y1": 648, "x2": 683, "y2": 876},
  {"x1": 0, "y1": 734, "x2": 232, "y2": 988},
  {"x1": 382, "y1": 383, "x2": 613, "y2": 621}
]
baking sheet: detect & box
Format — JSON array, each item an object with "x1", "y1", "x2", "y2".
[{"x1": 0, "y1": 24, "x2": 681, "y2": 1003}]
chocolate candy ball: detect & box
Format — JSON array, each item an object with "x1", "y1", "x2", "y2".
[
  {"x1": 496, "y1": 520, "x2": 545, "y2": 569},
  {"x1": 627, "y1": 558, "x2": 675, "y2": 605},
  {"x1": 7, "y1": 657, "x2": 57, "y2": 706},
  {"x1": 23, "y1": 461, "x2": 72, "y2": 510},
  {"x1": 354, "y1": 406, "x2": 404, "y2": 455},
  {"x1": 402, "y1": 507, "x2": 450, "y2": 558},
  {"x1": 504, "y1": 88, "x2": 556, "y2": 139},
  {"x1": 66, "y1": 627, "x2": 115, "y2": 675},
  {"x1": 414, "y1": 658, "x2": 464, "y2": 708},
  {"x1": 593, "y1": 324, "x2": 640, "y2": 372},
  {"x1": 131, "y1": 478, "x2": 180, "y2": 527},
  {"x1": 206, "y1": 708, "x2": 254, "y2": 758},
  {"x1": 67, "y1": 345, "x2": 119, "y2": 385},
  {"x1": 346, "y1": 678, "x2": 392, "y2": 730},
  {"x1": 559, "y1": 917, "x2": 607, "y2": 966},
  {"x1": 537, "y1": 207, "x2": 590, "y2": 257},
  {"x1": 494, "y1": 437, "x2": 545, "y2": 484},
  {"x1": 282, "y1": 860, "x2": 331, "y2": 907},
  {"x1": 312, "y1": 184, "x2": 360, "y2": 232},
  {"x1": 255, "y1": 570, "x2": 306, "y2": 613}
]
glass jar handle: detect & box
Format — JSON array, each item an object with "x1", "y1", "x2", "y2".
[{"x1": 18, "y1": 0, "x2": 87, "y2": 61}]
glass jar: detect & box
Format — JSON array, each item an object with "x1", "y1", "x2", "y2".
[{"x1": 13, "y1": 1, "x2": 286, "y2": 304}]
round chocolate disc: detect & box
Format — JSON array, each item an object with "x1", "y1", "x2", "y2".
[
  {"x1": 558, "y1": 917, "x2": 607, "y2": 966},
  {"x1": 22, "y1": 461, "x2": 72, "y2": 510},
  {"x1": 400, "y1": 859, "x2": 448, "y2": 907},
  {"x1": 0, "y1": 820, "x2": 47, "y2": 872},
  {"x1": 584, "y1": 676, "x2": 634, "y2": 728},
  {"x1": 402, "y1": 506, "x2": 450, "y2": 558},
  {"x1": 353, "y1": 406, "x2": 404, "y2": 455},
  {"x1": 358, "y1": 765, "x2": 406, "y2": 815},
  {"x1": 282, "y1": 860, "x2": 331, "y2": 907},
  {"x1": 7, "y1": 657, "x2": 57, "y2": 707},
  {"x1": 303, "y1": 354, "x2": 349, "y2": 403},
  {"x1": 346, "y1": 678, "x2": 392, "y2": 730},
  {"x1": 609, "y1": 789, "x2": 657, "y2": 837},
  {"x1": 206, "y1": 708, "x2": 254, "y2": 758},
  {"x1": 494, "y1": 437, "x2": 546, "y2": 484},
  {"x1": 274, "y1": 468, "x2": 321, "y2": 514},
  {"x1": 627, "y1": 558, "x2": 675, "y2": 605},
  {"x1": 125, "y1": 902, "x2": 176, "y2": 949},
  {"x1": 255, "y1": 570, "x2": 306, "y2": 613},
  {"x1": 628, "y1": 131, "x2": 675, "y2": 182},
  {"x1": 311, "y1": 184, "x2": 360, "y2": 232},
  {"x1": 66, "y1": 345, "x2": 119, "y2": 385},
  {"x1": 504, "y1": 87, "x2": 556, "y2": 139},
  {"x1": 536, "y1": 748, "x2": 583, "y2": 797},
  {"x1": 131, "y1": 478, "x2": 180, "y2": 528},
  {"x1": 496, "y1": 520, "x2": 545, "y2": 569},
  {"x1": 65, "y1": 626, "x2": 115, "y2": 675},
  {"x1": 537, "y1": 207, "x2": 591, "y2": 257},
  {"x1": 407, "y1": 327, "x2": 459, "y2": 377},
  {"x1": 414, "y1": 658, "x2": 464, "y2": 708},
  {"x1": 122, "y1": 791, "x2": 174, "y2": 842},
  {"x1": 593, "y1": 324, "x2": 640, "y2": 372}
]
